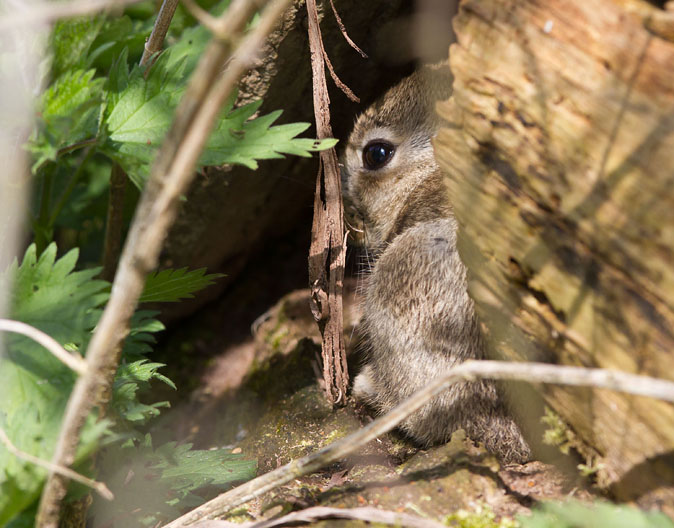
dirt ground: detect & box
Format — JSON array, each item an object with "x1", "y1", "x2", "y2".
[{"x1": 147, "y1": 233, "x2": 597, "y2": 526}]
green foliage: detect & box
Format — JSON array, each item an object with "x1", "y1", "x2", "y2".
[
  {"x1": 93, "y1": 435, "x2": 256, "y2": 527},
  {"x1": 50, "y1": 17, "x2": 106, "y2": 77},
  {"x1": 101, "y1": 25, "x2": 336, "y2": 188},
  {"x1": 203, "y1": 103, "x2": 338, "y2": 170},
  {"x1": 444, "y1": 505, "x2": 518, "y2": 528},
  {"x1": 140, "y1": 267, "x2": 224, "y2": 303},
  {"x1": 0, "y1": 245, "x2": 169, "y2": 525},
  {"x1": 0, "y1": 244, "x2": 109, "y2": 525},
  {"x1": 540, "y1": 407, "x2": 573, "y2": 455},
  {"x1": 29, "y1": 68, "x2": 105, "y2": 169},
  {"x1": 5, "y1": 0, "x2": 338, "y2": 523},
  {"x1": 30, "y1": 7, "x2": 335, "y2": 258},
  {"x1": 112, "y1": 360, "x2": 174, "y2": 423},
  {"x1": 519, "y1": 501, "x2": 674, "y2": 528}
]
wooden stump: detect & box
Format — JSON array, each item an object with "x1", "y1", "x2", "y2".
[{"x1": 435, "y1": 0, "x2": 674, "y2": 511}]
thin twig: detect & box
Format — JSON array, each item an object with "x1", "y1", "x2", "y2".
[
  {"x1": 161, "y1": 360, "x2": 674, "y2": 527},
  {"x1": 0, "y1": 428, "x2": 112, "y2": 500},
  {"x1": 140, "y1": 0, "x2": 180, "y2": 68},
  {"x1": 327, "y1": 0, "x2": 367, "y2": 58},
  {"x1": 322, "y1": 47, "x2": 359, "y2": 103},
  {"x1": 36, "y1": 1, "x2": 290, "y2": 526},
  {"x1": 195, "y1": 506, "x2": 445, "y2": 528},
  {"x1": 306, "y1": 0, "x2": 349, "y2": 406},
  {"x1": 0, "y1": 0, "x2": 143, "y2": 30},
  {"x1": 0, "y1": 319, "x2": 87, "y2": 375},
  {"x1": 55, "y1": 138, "x2": 98, "y2": 159}
]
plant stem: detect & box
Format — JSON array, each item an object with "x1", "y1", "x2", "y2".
[
  {"x1": 35, "y1": 166, "x2": 54, "y2": 255},
  {"x1": 101, "y1": 163, "x2": 127, "y2": 282},
  {"x1": 140, "y1": 0, "x2": 180, "y2": 67},
  {"x1": 49, "y1": 148, "x2": 93, "y2": 227},
  {"x1": 55, "y1": 137, "x2": 98, "y2": 158}
]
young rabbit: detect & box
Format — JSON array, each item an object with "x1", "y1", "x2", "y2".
[{"x1": 342, "y1": 64, "x2": 531, "y2": 464}]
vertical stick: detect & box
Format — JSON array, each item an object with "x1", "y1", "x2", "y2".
[
  {"x1": 101, "y1": 163, "x2": 127, "y2": 282},
  {"x1": 306, "y1": 0, "x2": 348, "y2": 405}
]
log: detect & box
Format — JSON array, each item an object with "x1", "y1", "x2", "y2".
[{"x1": 435, "y1": 0, "x2": 674, "y2": 512}]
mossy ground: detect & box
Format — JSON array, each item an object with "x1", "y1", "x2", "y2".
[{"x1": 151, "y1": 286, "x2": 592, "y2": 526}]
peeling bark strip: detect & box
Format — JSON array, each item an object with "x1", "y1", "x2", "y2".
[{"x1": 306, "y1": 0, "x2": 348, "y2": 405}]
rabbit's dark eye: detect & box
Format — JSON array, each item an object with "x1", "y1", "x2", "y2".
[{"x1": 362, "y1": 141, "x2": 395, "y2": 170}]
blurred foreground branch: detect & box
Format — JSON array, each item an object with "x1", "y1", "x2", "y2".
[{"x1": 163, "y1": 360, "x2": 674, "y2": 527}]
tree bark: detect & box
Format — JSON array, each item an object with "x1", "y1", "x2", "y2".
[{"x1": 435, "y1": 0, "x2": 674, "y2": 512}]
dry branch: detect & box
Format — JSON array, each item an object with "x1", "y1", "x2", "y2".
[
  {"x1": 306, "y1": 0, "x2": 348, "y2": 406},
  {"x1": 0, "y1": 319, "x2": 87, "y2": 375},
  {"x1": 195, "y1": 505, "x2": 446, "y2": 528},
  {"x1": 327, "y1": 0, "x2": 367, "y2": 58},
  {"x1": 0, "y1": 428, "x2": 112, "y2": 501},
  {"x1": 36, "y1": 0, "x2": 291, "y2": 525},
  {"x1": 161, "y1": 360, "x2": 674, "y2": 527}
]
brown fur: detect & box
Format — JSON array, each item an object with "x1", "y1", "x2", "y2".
[{"x1": 342, "y1": 65, "x2": 531, "y2": 464}]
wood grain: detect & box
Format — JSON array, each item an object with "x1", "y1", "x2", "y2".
[{"x1": 435, "y1": 0, "x2": 674, "y2": 511}]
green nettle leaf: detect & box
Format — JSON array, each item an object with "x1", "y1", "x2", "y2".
[
  {"x1": 0, "y1": 243, "x2": 108, "y2": 526},
  {"x1": 50, "y1": 16, "x2": 106, "y2": 77},
  {"x1": 203, "y1": 102, "x2": 339, "y2": 169},
  {"x1": 0, "y1": 244, "x2": 170, "y2": 525},
  {"x1": 102, "y1": 24, "x2": 337, "y2": 189},
  {"x1": 123, "y1": 309, "x2": 166, "y2": 359},
  {"x1": 29, "y1": 68, "x2": 105, "y2": 169},
  {"x1": 93, "y1": 435, "x2": 256, "y2": 527},
  {"x1": 140, "y1": 267, "x2": 224, "y2": 303},
  {"x1": 112, "y1": 360, "x2": 174, "y2": 423},
  {"x1": 89, "y1": 15, "x2": 151, "y2": 72},
  {"x1": 519, "y1": 500, "x2": 674, "y2": 528}
]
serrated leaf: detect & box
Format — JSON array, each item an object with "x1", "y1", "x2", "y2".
[
  {"x1": 139, "y1": 267, "x2": 224, "y2": 303},
  {"x1": 29, "y1": 68, "x2": 104, "y2": 169},
  {"x1": 0, "y1": 243, "x2": 108, "y2": 525},
  {"x1": 0, "y1": 244, "x2": 170, "y2": 525},
  {"x1": 203, "y1": 107, "x2": 338, "y2": 169},
  {"x1": 123, "y1": 310, "x2": 165, "y2": 359},
  {"x1": 50, "y1": 16, "x2": 106, "y2": 77},
  {"x1": 112, "y1": 360, "x2": 173, "y2": 423},
  {"x1": 101, "y1": 25, "x2": 337, "y2": 189},
  {"x1": 93, "y1": 435, "x2": 256, "y2": 527}
]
